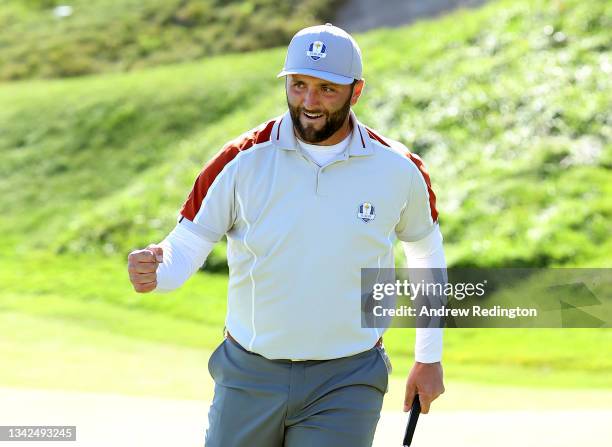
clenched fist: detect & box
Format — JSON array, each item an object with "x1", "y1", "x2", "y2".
[{"x1": 127, "y1": 244, "x2": 164, "y2": 293}]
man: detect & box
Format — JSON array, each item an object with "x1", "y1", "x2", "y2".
[{"x1": 128, "y1": 23, "x2": 445, "y2": 447}]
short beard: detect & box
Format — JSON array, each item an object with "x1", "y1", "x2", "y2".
[{"x1": 288, "y1": 91, "x2": 352, "y2": 144}]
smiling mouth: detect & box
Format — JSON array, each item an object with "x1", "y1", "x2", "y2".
[{"x1": 302, "y1": 111, "x2": 324, "y2": 120}]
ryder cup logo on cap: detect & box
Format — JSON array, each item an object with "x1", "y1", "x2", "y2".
[
  {"x1": 278, "y1": 23, "x2": 362, "y2": 85},
  {"x1": 307, "y1": 41, "x2": 327, "y2": 60}
]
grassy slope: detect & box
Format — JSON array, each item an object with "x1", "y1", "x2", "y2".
[
  {"x1": 2, "y1": 0, "x2": 609, "y2": 266},
  {"x1": 1, "y1": 0, "x2": 611, "y2": 396},
  {"x1": 0, "y1": 50, "x2": 282, "y2": 254},
  {"x1": 0, "y1": 0, "x2": 341, "y2": 81}
]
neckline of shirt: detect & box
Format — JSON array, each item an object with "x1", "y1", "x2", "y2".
[
  {"x1": 296, "y1": 132, "x2": 352, "y2": 167},
  {"x1": 296, "y1": 132, "x2": 352, "y2": 153}
]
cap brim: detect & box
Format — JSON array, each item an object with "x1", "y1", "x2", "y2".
[{"x1": 277, "y1": 68, "x2": 354, "y2": 85}]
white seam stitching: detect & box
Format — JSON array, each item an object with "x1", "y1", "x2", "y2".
[{"x1": 236, "y1": 191, "x2": 258, "y2": 351}]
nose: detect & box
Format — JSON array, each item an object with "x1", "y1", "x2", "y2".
[{"x1": 302, "y1": 87, "x2": 321, "y2": 110}]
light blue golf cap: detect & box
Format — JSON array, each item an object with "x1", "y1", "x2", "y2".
[{"x1": 277, "y1": 23, "x2": 362, "y2": 85}]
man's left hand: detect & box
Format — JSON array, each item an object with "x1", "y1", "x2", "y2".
[{"x1": 404, "y1": 361, "x2": 445, "y2": 414}]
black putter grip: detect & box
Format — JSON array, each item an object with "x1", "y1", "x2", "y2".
[{"x1": 402, "y1": 394, "x2": 421, "y2": 447}]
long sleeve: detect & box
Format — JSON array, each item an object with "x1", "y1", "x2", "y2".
[
  {"x1": 154, "y1": 143, "x2": 238, "y2": 292},
  {"x1": 402, "y1": 223, "x2": 446, "y2": 363},
  {"x1": 154, "y1": 221, "x2": 215, "y2": 293}
]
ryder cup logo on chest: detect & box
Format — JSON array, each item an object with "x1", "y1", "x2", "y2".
[
  {"x1": 306, "y1": 41, "x2": 327, "y2": 60},
  {"x1": 357, "y1": 202, "x2": 376, "y2": 223}
]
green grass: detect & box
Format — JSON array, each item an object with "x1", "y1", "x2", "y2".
[
  {"x1": 0, "y1": 51, "x2": 284, "y2": 258},
  {"x1": 1, "y1": 254, "x2": 611, "y2": 394},
  {"x1": 2, "y1": 0, "x2": 609, "y2": 267},
  {"x1": 0, "y1": 0, "x2": 341, "y2": 81},
  {"x1": 1, "y1": 0, "x2": 611, "y2": 397},
  {"x1": 0, "y1": 312, "x2": 214, "y2": 399},
  {"x1": 5, "y1": 310, "x2": 612, "y2": 410}
]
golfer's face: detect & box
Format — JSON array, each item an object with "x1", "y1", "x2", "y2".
[{"x1": 286, "y1": 74, "x2": 354, "y2": 143}]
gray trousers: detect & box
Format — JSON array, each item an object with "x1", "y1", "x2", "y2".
[{"x1": 205, "y1": 337, "x2": 390, "y2": 447}]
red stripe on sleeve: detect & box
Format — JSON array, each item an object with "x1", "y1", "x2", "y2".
[
  {"x1": 366, "y1": 128, "x2": 439, "y2": 223},
  {"x1": 405, "y1": 152, "x2": 439, "y2": 223},
  {"x1": 180, "y1": 119, "x2": 275, "y2": 221}
]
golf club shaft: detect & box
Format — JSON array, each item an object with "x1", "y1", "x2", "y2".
[{"x1": 402, "y1": 394, "x2": 421, "y2": 447}]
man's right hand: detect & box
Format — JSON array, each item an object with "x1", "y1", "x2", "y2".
[{"x1": 127, "y1": 244, "x2": 164, "y2": 293}]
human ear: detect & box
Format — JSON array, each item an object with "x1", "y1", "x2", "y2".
[{"x1": 351, "y1": 79, "x2": 365, "y2": 106}]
